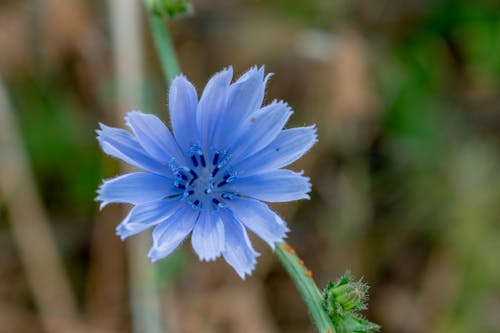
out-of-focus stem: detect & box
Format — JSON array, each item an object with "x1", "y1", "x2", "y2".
[
  {"x1": 274, "y1": 242, "x2": 336, "y2": 333},
  {"x1": 108, "y1": 1, "x2": 164, "y2": 333},
  {"x1": 148, "y1": 13, "x2": 181, "y2": 82},
  {"x1": 0, "y1": 78, "x2": 80, "y2": 333}
]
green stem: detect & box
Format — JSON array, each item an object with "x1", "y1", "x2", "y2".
[
  {"x1": 148, "y1": 13, "x2": 181, "y2": 83},
  {"x1": 275, "y1": 243, "x2": 336, "y2": 333}
]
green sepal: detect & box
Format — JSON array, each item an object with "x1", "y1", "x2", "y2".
[{"x1": 341, "y1": 314, "x2": 380, "y2": 333}]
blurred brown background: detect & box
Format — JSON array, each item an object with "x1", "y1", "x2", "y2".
[{"x1": 1, "y1": 0, "x2": 500, "y2": 332}]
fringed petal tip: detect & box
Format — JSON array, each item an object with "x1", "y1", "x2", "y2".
[
  {"x1": 266, "y1": 234, "x2": 287, "y2": 250},
  {"x1": 95, "y1": 183, "x2": 107, "y2": 210},
  {"x1": 231, "y1": 251, "x2": 260, "y2": 280},
  {"x1": 96, "y1": 122, "x2": 119, "y2": 137},
  {"x1": 147, "y1": 247, "x2": 166, "y2": 263},
  {"x1": 148, "y1": 253, "x2": 160, "y2": 263},
  {"x1": 124, "y1": 110, "x2": 144, "y2": 128},
  {"x1": 96, "y1": 122, "x2": 106, "y2": 133},
  {"x1": 236, "y1": 65, "x2": 272, "y2": 92},
  {"x1": 168, "y1": 74, "x2": 193, "y2": 102},
  {"x1": 194, "y1": 247, "x2": 224, "y2": 263},
  {"x1": 265, "y1": 99, "x2": 294, "y2": 117},
  {"x1": 114, "y1": 210, "x2": 133, "y2": 240},
  {"x1": 115, "y1": 224, "x2": 131, "y2": 241},
  {"x1": 269, "y1": 216, "x2": 290, "y2": 250},
  {"x1": 301, "y1": 172, "x2": 313, "y2": 198},
  {"x1": 235, "y1": 266, "x2": 256, "y2": 280},
  {"x1": 311, "y1": 123, "x2": 318, "y2": 135},
  {"x1": 268, "y1": 235, "x2": 288, "y2": 251},
  {"x1": 95, "y1": 124, "x2": 117, "y2": 153},
  {"x1": 95, "y1": 125, "x2": 108, "y2": 144},
  {"x1": 215, "y1": 66, "x2": 234, "y2": 80},
  {"x1": 304, "y1": 125, "x2": 319, "y2": 149},
  {"x1": 96, "y1": 200, "x2": 108, "y2": 211},
  {"x1": 198, "y1": 254, "x2": 221, "y2": 263},
  {"x1": 235, "y1": 65, "x2": 264, "y2": 83},
  {"x1": 256, "y1": 65, "x2": 266, "y2": 78},
  {"x1": 172, "y1": 73, "x2": 188, "y2": 82},
  {"x1": 269, "y1": 98, "x2": 290, "y2": 107}
]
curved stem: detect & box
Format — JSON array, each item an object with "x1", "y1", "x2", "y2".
[
  {"x1": 148, "y1": 14, "x2": 181, "y2": 83},
  {"x1": 274, "y1": 242, "x2": 336, "y2": 333}
]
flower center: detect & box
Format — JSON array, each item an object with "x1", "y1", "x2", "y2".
[{"x1": 172, "y1": 146, "x2": 237, "y2": 210}]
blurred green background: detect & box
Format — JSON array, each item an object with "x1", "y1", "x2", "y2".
[{"x1": 1, "y1": 0, "x2": 500, "y2": 332}]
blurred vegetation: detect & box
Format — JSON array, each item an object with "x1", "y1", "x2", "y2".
[{"x1": 1, "y1": 0, "x2": 500, "y2": 332}]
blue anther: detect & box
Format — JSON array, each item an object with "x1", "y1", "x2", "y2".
[
  {"x1": 191, "y1": 155, "x2": 198, "y2": 167},
  {"x1": 189, "y1": 170, "x2": 198, "y2": 179},
  {"x1": 199, "y1": 154, "x2": 206, "y2": 167}
]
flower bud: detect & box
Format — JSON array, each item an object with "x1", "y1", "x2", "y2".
[
  {"x1": 322, "y1": 272, "x2": 379, "y2": 332},
  {"x1": 323, "y1": 272, "x2": 368, "y2": 313}
]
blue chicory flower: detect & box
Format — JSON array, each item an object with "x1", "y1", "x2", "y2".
[{"x1": 96, "y1": 66, "x2": 317, "y2": 278}]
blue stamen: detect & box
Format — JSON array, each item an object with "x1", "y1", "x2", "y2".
[
  {"x1": 211, "y1": 167, "x2": 219, "y2": 177},
  {"x1": 199, "y1": 154, "x2": 206, "y2": 167},
  {"x1": 189, "y1": 170, "x2": 198, "y2": 179},
  {"x1": 191, "y1": 155, "x2": 198, "y2": 167},
  {"x1": 213, "y1": 153, "x2": 219, "y2": 166}
]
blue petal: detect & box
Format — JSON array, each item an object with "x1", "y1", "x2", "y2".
[
  {"x1": 96, "y1": 172, "x2": 180, "y2": 209},
  {"x1": 125, "y1": 111, "x2": 186, "y2": 165},
  {"x1": 219, "y1": 210, "x2": 259, "y2": 279},
  {"x1": 191, "y1": 209, "x2": 225, "y2": 261},
  {"x1": 233, "y1": 126, "x2": 317, "y2": 176},
  {"x1": 116, "y1": 198, "x2": 182, "y2": 239},
  {"x1": 196, "y1": 67, "x2": 233, "y2": 151},
  {"x1": 230, "y1": 100, "x2": 292, "y2": 163},
  {"x1": 97, "y1": 124, "x2": 168, "y2": 175},
  {"x1": 226, "y1": 198, "x2": 288, "y2": 249},
  {"x1": 148, "y1": 204, "x2": 199, "y2": 262},
  {"x1": 212, "y1": 66, "x2": 269, "y2": 150},
  {"x1": 227, "y1": 169, "x2": 311, "y2": 202},
  {"x1": 169, "y1": 75, "x2": 199, "y2": 153}
]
